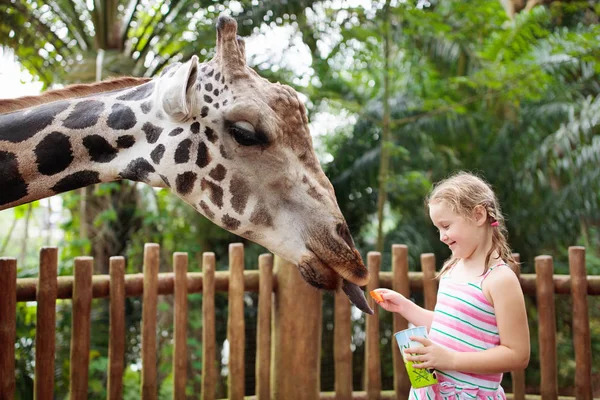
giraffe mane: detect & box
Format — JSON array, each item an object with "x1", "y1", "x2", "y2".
[{"x1": 0, "y1": 76, "x2": 152, "y2": 114}]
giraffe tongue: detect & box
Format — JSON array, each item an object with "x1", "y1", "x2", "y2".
[{"x1": 342, "y1": 279, "x2": 374, "y2": 315}]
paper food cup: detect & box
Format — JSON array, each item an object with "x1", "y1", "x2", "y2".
[{"x1": 394, "y1": 326, "x2": 438, "y2": 389}]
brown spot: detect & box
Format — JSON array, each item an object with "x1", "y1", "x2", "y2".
[
  {"x1": 199, "y1": 200, "x2": 215, "y2": 220},
  {"x1": 230, "y1": 175, "x2": 250, "y2": 214},
  {"x1": 222, "y1": 214, "x2": 241, "y2": 230},
  {"x1": 307, "y1": 187, "x2": 323, "y2": 202},
  {"x1": 196, "y1": 141, "x2": 211, "y2": 168},
  {"x1": 209, "y1": 164, "x2": 226, "y2": 181},
  {"x1": 220, "y1": 144, "x2": 230, "y2": 159},
  {"x1": 250, "y1": 204, "x2": 273, "y2": 227},
  {"x1": 201, "y1": 178, "x2": 223, "y2": 208}
]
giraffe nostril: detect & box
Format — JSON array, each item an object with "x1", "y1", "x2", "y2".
[{"x1": 336, "y1": 223, "x2": 355, "y2": 249}]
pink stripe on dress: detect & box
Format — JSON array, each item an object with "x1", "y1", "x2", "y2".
[{"x1": 436, "y1": 296, "x2": 497, "y2": 326}]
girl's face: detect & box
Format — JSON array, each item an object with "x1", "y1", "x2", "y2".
[{"x1": 429, "y1": 200, "x2": 486, "y2": 260}]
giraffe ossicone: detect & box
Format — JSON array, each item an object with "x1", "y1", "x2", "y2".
[{"x1": 0, "y1": 15, "x2": 373, "y2": 314}]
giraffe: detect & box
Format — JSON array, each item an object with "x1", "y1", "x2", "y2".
[{"x1": 0, "y1": 15, "x2": 373, "y2": 314}]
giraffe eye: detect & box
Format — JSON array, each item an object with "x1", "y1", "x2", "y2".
[{"x1": 228, "y1": 121, "x2": 268, "y2": 147}]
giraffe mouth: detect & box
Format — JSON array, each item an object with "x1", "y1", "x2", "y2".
[{"x1": 301, "y1": 248, "x2": 373, "y2": 314}]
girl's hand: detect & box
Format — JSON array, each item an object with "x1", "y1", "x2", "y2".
[
  {"x1": 371, "y1": 288, "x2": 405, "y2": 314},
  {"x1": 404, "y1": 336, "x2": 456, "y2": 370}
]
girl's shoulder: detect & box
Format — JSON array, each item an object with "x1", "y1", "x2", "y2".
[{"x1": 481, "y1": 262, "x2": 521, "y2": 301}]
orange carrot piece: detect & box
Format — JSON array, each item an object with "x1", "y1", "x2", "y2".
[{"x1": 370, "y1": 290, "x2": 383, "y2": 303}]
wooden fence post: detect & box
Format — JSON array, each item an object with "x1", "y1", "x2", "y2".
[
  {"x1": 35, "y1": 247, "x2": 58, "y2": 400},
  {"x1": 421, "y1": 254, "x2": 437, "y2": 311},
  {"x1": 173, "y1": 252, "x2": 188, "y2": 400},
  {"x1": 141, "y1": 243, "x2": 159, "y2": 400},
  {"x1": 202, "y1": 253, "x2": 217, "y2": 400},
  {"x1": 392, "y1": 245, "x2": 410, "y2": 400},
  {"x1": 69, "y1": 256, "x2": 93, "y2": 400},
  {"x1": 510, "y1": 254, "x2": 526, "y2": 400},
  {"x1": 108, "y1": 257, "x2": 125, "y2": 400},
  {"x1": 365, "y1": 252, "x2": 382, "y2": 400},
  {"x1": 535, "y1": 256, "x2": 558, "y2": 400},
  {"x1": 228, "y1": 243, "x2": 245, "y2": 400},
  {"x1": 256, "y1": 254, "x2": 273, "y2": 400},
  {"x1": 569, "y1": 247, "x2": 592, "y2": 400},
  {"x1": 0, "y1": 258, "x2": 17, "y2": 400},
  {"x1": 334, "y1": 285, "x2": 352, "y2": 400},
  {"x1": 272, "y1": 256, "x2": 322, "y2": 400}
]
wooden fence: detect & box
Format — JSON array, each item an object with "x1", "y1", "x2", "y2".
[{"x1": 0, "y1": 243, "x2": 597, "y2": 400}]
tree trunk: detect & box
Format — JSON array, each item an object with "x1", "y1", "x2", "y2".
[{"x1": 376, "y1": 0, "x2": 392, "y2": 254}]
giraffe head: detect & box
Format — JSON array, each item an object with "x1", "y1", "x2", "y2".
[{"x1": 152, "y1": 16, "x2": 372, "y2": 313}]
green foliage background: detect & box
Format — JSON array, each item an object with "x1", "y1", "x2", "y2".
[{"x1": 0, "y1": 0, "x2": 598, "y2": 398}]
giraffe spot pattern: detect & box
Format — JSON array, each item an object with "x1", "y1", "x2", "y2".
[
  {"x1": 212, "y1": 89, "x2": 219, "y2": 97},
  {"x1": 83, "y1": 135, "x2": 118, "y2": 163},
  {"x1": 174, "y1": 139, "x2": 192, "y2": 164},
  {"x1": 0, "y1": 151, "x2": 28, "y2": 205},
  {"x1": 205, "y1": 83, "x2": 213, "y2": 91},
  {"x1": 215, "y1": 72, "x2": 221, "y2": 81},
  {"x1": 204, "y1": 95, "x2": 213, "y2": 103},
  {"x1": 201, "y1": 178, "x2": 223, "y2": 208},
  {"x1": 214, "y1": 103, "x2": 220, "y2": 109},
  {"x1": 222, "y1": 214, "x2": 241, "y2": 231},
  {"x1": 201, "y1": 106, "x2": 209, "y2": 118},
  {"x1": 176, "y1": 171, "x2": 197, "y2": 195},
  {"x1": 190, "y1": 122, "x2": 200, "y2": 134},
  {"x1": 196, "y1": 142, "x2": 210, "y2": 168},
  {"x1": 199, "y1": 200, "x2": 214, "y2": 220},
  {"x1": 205, "y1": 127, "x2": 217, "y2": 143},
  {"x1": 169, "y1": 128, "x2": 184, "y2": 136},
  {"x1": 117, "y1": 135, "x2": 135, "y2": 148},
  {"x1": 151, "y1": 144, "x2": 165, "y2": 164},
  {"x1": 230, "y1": 175, "x2": 250, "y2": 214},
  {"x1": 160, "y1": 174, "x2": 170, "y2": 187},
  {"x1": 116, "y1": 82, "x2": 155, "y2": 101},
  {"x1": 51, "y1": 170, "x2": 100, "y2": 194},
  {"x1": 119, "y1": 157, "x2": 155, "y2": 182},
  {"x1": 223, "y1": 99, "x2": 228, "y2": 106},
  {"x1": 208, "y1": 164, "x2": 226, "y2": 181},
  {"x1": 142, "y1": 122, "x2": 163, "y2": 144},
  {"x1": 62, "y1": 100, "x2": 104, "y2": 129},
  {"x1": 35, "y1": 132, "x2": 74, "y2": 175},
  {"x1": 207, "y1": 69, "x2": 214, "y2": 77},
  {"x1": 0, "y1": 101, "x2": 69, "y2": 143},
  {"x1": 250, "y1": 203, "x2": 274, "y2": 227},
  {"x1": 140, "y1": 101, "x2": 153, "y2": 114},
  {"x1": 219, "y1": 144, "x2": 230, "y2": 160},
  {"x1": 107, "y1": 104, "x2": 137, "y2": 130}
]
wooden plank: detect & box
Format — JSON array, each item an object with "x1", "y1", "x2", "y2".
[
  {"x1": 334, "y1": 280, "x2": 352, "y2": 400},
  {"x1": 202, "y1": 252, "x2": 217, "y2": 400},
  {"x1": 420, "y1": 254, "x2": 437, "y2": 311},
  {"x1": 510, "y1": 254, "x2": 526, "y2": 400},
  {"x1": 228, "y1": 243, "x2": 245, "y2": 400},
  {"x1": 108, "y1": 257, "x2": 126, "y2": 400},
  {"x1": 69, "y1": 256, "x2": 93, "y2": 399},
  {"x1": 365, "y1": 252, "x2": 381, "y2": 400},
  {"x1": 0, "y1": 258, "x2": 17, "y2": 400},
  {"x1": 272, "y1": 256, "x2": 322, "y2": 400},
  {"x1": 256, "y1": 254, "x2": 273, "y2": 400},
  {"x1": 17, "y1": 270, "x2": 262, "y2": 301},
  {"x1": 173, "y1": 252, "x2": 188, "y2": 400},
  {"x1": 141, "y1": 243, "x2": 159, "y2": 400},
  {"x1": 15, "y1": 270, "x2": 600, "y2": 302},
  {"x1": 535, "y1": 256, "x2": 558, "y2": 399},
  {"x1": 34, "y1": 247, "x2": 58, "y2": 400},
  {"x1": 391, "y1": 245, "x2": 410, "y2": 400},
  {"x1": 568, "y1": 247, "x2": 592, "y2": 400}
]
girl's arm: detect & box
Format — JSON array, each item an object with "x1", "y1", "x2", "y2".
[
  {"x1": 373, "y1": 288, "x2": 435, "y2": 330},
  {"x1": 450, "y1": 267, "x2": 530, "y2": 373}
]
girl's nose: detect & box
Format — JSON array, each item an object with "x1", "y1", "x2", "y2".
[{"x1": 440, "y1": 232, "x2": 448, "y2": 242}]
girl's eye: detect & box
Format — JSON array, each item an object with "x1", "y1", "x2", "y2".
[{"x1": 227, "y1": 121, "x2": 269, "y2": 147}]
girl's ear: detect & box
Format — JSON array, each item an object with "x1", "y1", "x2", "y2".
[{"x1": 473, "y1": 205, "x2": 488, "y2": 226}]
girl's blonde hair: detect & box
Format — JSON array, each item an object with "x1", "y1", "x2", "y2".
[{"x1": 426, "y1": 171, "x2": 518, "y2": 276}]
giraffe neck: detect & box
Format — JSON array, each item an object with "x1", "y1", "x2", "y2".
[{"x1": 0, "y1": 80, "x2": 208, "y2": 211}]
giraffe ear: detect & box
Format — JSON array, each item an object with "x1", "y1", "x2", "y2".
[{"x1": 160, "y1": 55, "x2": 199, "y2": 122}]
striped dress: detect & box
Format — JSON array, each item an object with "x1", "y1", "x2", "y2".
[{"x1": 410, "y1": 263, "x2": 508, "y2": 400}]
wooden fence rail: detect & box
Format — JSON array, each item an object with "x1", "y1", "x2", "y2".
[{"x1": 0, "y1": 243, "x2": 596, "y2": 400}]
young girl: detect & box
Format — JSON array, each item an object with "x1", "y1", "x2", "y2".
[{"x1": 373, "y1": 172, "x2": 529, "y2": 399}]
